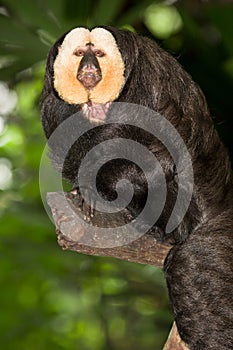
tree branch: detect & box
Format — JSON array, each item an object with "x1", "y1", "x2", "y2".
[{"x1": 46, "y1": 191, "x2": 189, "y2": 350}]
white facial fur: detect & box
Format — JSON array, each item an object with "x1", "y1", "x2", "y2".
[{"x1": 53, "y1": 27, "x2": 125, "y2": 105}]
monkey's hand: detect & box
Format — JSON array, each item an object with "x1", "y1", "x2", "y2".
[
  {"x1": 67, "y1": 187, "x2": 96, "y2": 222},
  {"x1": 67, "y1": 187, "x2": 134, "y2": 228}
]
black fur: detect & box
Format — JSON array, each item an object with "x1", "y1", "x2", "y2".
[{"x1": 40, "y1": 26, "x2": 233, "y2": 349}]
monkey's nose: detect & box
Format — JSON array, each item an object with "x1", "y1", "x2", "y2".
[{"x1": 77, "y1": 51, "x2": 102, "y2": 89}]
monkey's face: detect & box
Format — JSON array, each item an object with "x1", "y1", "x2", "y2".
[{"x1": 53, "y1": 27, "x2": 125, "y2": 122}]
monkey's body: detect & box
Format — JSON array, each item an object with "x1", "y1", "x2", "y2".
[{"x1": 41, "y1": 26, "x2": 233, "y2": 349}]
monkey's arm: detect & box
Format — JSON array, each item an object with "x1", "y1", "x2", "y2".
[{"x1": 164, "y1": 210, "x2": 233, "y2": 350}]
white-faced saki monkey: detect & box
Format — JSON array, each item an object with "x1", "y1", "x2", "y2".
[{"x1": 40, "y1": 26, "x2": 233, "y2": 350}]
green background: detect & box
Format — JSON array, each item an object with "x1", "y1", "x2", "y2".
[{"x1": 0, "y1": 0, "x2": 233, "y2": 349}]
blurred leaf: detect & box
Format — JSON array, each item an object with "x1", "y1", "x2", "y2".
[
  {"x1": 93, "y1": 0, "x2": 125, "y2": 25},
  {"x1": 206, "y1": 5, "x2": 233, "y2": 55},
  {"x1": 116, "y1": 0, "x2": 155, "y2": 27},
  {"x1": 223, "y1": 56, "x2": 233, "y2": 78},
  {"x1": 144, "y1": 3, "x2": 183, "y2": 39}
]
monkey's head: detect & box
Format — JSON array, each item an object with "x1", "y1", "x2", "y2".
[
  {"x1": 53, "y1": 27, "x2": 126, "y2": 123},
  {"x1": 44, "y1": 25, "x2": 207, "y2": 127}
]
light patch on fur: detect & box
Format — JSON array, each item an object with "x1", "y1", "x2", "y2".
[{"x1": 53, "y1": 27, "x2": 125, "y2": 105}]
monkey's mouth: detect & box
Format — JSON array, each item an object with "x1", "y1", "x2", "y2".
[
  {"x1": 82, "y1": 101, "x2": 111, "y2": 123},
  {"x1": 77, "y1": 71, "x2": 102, "y2": 90}
]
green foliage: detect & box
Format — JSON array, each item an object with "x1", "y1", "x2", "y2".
[{"x1": 0, "y1": 0, "x2": 233, "y2": 349}]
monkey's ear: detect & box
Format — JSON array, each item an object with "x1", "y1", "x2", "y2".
[
  {"x1": 41, "y1": 33, "x2": 69, "y2": 103},
  {"x1": 98, "y1": 26, "x2": 139, "y2": 81},
  {"x1": 48, "y1": 33, "x2": 68, "y2": 67}
]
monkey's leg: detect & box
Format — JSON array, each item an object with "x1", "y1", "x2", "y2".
[{"x1": 164, "y1": 215, "x2": 233, "y2": 350}]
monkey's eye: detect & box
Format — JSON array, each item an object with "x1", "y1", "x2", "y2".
[
  {"x1": 74, "y1": 49, "x2": 86, "y2": 57},
  {"x1": 93, "y1": 49, "x2": 105, "y2": 57}
]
